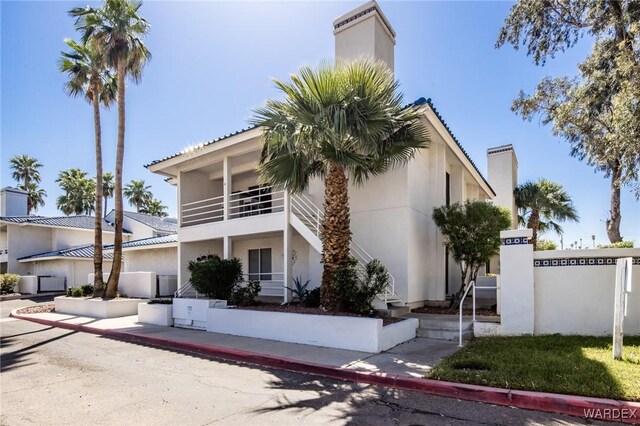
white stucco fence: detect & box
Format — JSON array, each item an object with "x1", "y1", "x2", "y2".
[
  {"x1": 206, "y1": 308, "x2": 419, "y2": 353},
  {"x1": 88, "y1": 272, "x2": 172, "y2": 299},
  {"x1": 18, "y1": 276, "x2": 38, "y2": 294},
  {"x1": 492, "y1": 229, "x2": 640, "y2": 337},
  {"x1": 55, "y1": 296, "x2": 144, "y2": 318},
  {"x1": 138, "y1": 302, "x2": 173, "y2": 326}
]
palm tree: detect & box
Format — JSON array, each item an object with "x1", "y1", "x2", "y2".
[
  {"x1": 141, "y1": 198, "x2": 168, "y2": 217},
  {"x1": 124, "y1": 180, "x2": 152, "y2": 212},
  {"x1": 253, "y1": 59, "x2": 430, "y2": 310},
  {"x1": 56, "y1": 168, "x2": 96, "y2": 215},
  {"x1": 71, "y1": 0, "x2": 151, "y2": 298},
  {"x1": 60, "y1": 38, "x2": 116, "y2": 295},
  {"x1": 18, "y1": 182, "x2": 47, "y2": 214},
  {"x1": 9, "y1": 155, "x2": 43, "y2": 214},
  {"x1": 102, "y1": 171, "x2": 115, "y2": 218},
  {"x1": 514, "y1": 179, "x2": 579, "y2": 248}
]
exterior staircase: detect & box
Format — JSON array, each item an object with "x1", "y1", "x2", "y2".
[
  {"x1": 289, "y1": 193, "x2": 405, "y2": 307},
  {"x1": 408, "y1": 314, "x2": 474, "y2": 342}
]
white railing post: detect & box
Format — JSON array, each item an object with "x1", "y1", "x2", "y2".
[
  {"x1": 472, "y1": 282, "x2": 476, "y2": 323},
  {"x1": 283, "y1": 191, "x2": 291, "y2": 304},
  {"x1": 223, "y1": 156, "x2": 231, "y2": 221}
]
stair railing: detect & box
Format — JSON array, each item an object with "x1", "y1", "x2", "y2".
[
  {"x1": 290, "y1": 192, "x2": 400, "y2": 306},
  {"x1": 174, "y1": 280, "x2": 201, "y2": 299},
  {"x1": 458, "y1": 279, "x2": 495, "y2": 347}
]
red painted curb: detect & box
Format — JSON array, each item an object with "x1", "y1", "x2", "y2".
[{"x1": 11, "y1": 311, "x2": 640, "y2": 424}]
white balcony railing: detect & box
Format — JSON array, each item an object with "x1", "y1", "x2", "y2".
[{"x1": 181, "y1": 186, "x2": 284, "y2": 227}]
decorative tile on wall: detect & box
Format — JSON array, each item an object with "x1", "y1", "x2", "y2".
[
  {"x1": 534, "y1": 257, "x2": 640, "y2": 267},
  {"x1": 501, "y1": 237, "x2": 531, "y2": 246}
]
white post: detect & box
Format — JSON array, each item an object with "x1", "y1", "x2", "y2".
[
  {"x1": 499, "y1": 229, "x2": 535, "y2": 335},
  {"x1": 223, "y1": 156, "x2": 231, "y2": 221},
  {"x1": 223, "y1": 236, "x2": 232, "y2": 260},
  {"x1": 613, "y1": 257, "x2": 633, "y2": 360},
  {"x1": 283, "y1": 191, "x2": 291, "y2": 304}
]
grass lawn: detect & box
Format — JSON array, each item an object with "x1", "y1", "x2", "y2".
[{"x1": 427, "y1": 335, "x2": 640, "y2": 401}]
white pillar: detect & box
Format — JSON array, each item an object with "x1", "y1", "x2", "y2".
[
  {"x1": 223, "y1": 235, "x2": 232, "y2": 260},
  {"x1": 499, "y1": 229, "x2": 534, "y2": 335},
  {"x1": 223, "y1": 156, "x2": 231, "y2": 221},
  {"x1": 283, "y1": 191, "x2": 291, "y2": 303}
]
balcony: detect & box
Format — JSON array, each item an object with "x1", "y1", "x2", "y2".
[{"x1": 181, "y1": 186, "x2": 285, "y2": 227}]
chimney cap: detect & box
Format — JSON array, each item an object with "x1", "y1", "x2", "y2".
[{"x1": 333, "y1": 1, "x2": 396, "y2": 39}]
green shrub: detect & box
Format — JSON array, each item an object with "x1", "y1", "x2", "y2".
[
  {"x1": 536, "y1": 239, "x2": 557, "y2": 251},
  {"x1": 69, "y1": 287, "x2": 83, "y2": 297},
  {"x1": 597, "y1": 241, "x2": 634, "y2": 249},
  {"x1": 333, "y1": 258, "x2": 389, "y2": 315},
  {"x1": 188, "y1": 254, "x2": 243, "y2": 300},
  {"x1": 148, "y1": 298, "x2": 173, "y2": 305},
  {"x1": 302, "y1": 287, "x2": 321, "y2": 308},
  {"x1": 0, "y1": 273, "x2": 20, "y2": 294},
  {"x1": 229, "y1": 280, "x2": 261, "y2": 306},
  {"x1": 81, "y1": 284, "x2": 94, "y2": 296}
]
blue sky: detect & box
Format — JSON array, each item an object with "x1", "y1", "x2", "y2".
[{"x1": 1, "y1": 1, "x2": 638, "y2": 247}]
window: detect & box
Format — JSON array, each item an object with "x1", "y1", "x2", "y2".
[{"x1": 248, "y1": 248, "x2": 271, "y2": 281}]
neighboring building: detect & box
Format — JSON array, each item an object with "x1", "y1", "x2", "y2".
[
  {"x1": 105, "y1": 210, "x2": 177, "y2": 238},
  {"x1": 1, "y1": 187, "x2": 178, "y2": 289},
  {"x1": 104, "y1": 233, "x2": 178, "y2": 277},
  {"x1": 0, "y1": 213, "x2": 125, "y2": 277},
  {"x1": 147, "y1": 1, "x2": 518, "y2": 307}
]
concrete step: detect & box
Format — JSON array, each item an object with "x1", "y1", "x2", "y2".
[
  {"x1": 418, "y1": 327, "x2": 473, "y2": 342},
  {"x1": 378, "y1": 306, "x2": 411, "y2": 318},
  {"x1": 416, "y1": 317, "x2": 474, "y2": 331}
]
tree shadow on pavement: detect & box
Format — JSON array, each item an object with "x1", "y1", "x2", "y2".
[{"x1": 1, "y1": 329, "x2": 77, "y2": 373}]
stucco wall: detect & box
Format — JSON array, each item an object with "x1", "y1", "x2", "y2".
[
  {"x1": 52, "y1": 228, "x2": 110, "y2": 250},
  {"x1": 499, "y1": 233, "x2": 640, "y2": 336},
  {"x1": 7, "y1": 224, "x2": 52, "y2": 275},
  {"x1": 533, "y1": 249, "x2": 640, "y2": 335},
  {"x1": 124, "y1": 247, "x2": 177, "y2": 275},
  {"x1": 32, "y1": 259, "x2": 114, "y2": 287}
]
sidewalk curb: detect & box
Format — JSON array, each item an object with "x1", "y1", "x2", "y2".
[{"x1": 10, "y1": 311, "x2": 640, "y2": 424}]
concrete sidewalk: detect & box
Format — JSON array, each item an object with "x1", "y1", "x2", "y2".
[{"x1": 11, "y1": 310, "x2": 459, "y2": 377}]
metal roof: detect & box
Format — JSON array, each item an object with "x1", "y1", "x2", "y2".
[
  {"x1": 105, "y1": 210, "x2": 178, "y2": 234},
  {"x1": 104, "y1": 234, "x2": 177, "y2": 250},
  {"x1": 18, "y1": 244, "x2": 114, "y2": 262},
  {"x1": 0, "y1": 215, "x2": 128, "y2": 233}
]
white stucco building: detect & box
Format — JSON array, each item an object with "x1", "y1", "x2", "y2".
[
  {"x1": 1, "y1": 187, "x2": 178, "y2": 292},
  {"x1": 147, "y1": 1, "x2": 518, "y2": 308}
]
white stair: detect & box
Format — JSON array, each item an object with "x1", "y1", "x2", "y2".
[{"x1": 289, "y1": 193, "x2": 405, "y2": 307}]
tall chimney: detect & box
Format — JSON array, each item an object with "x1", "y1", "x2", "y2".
[
  {"x1": 1, "y1": 187, "x2": 28, "y2": 216},
  {"x1": 333, "y1": 1, "x2": 396, "y2": 71},
  {"x1": 487, "y1": 145, "x2": 518, "y2": 229}
]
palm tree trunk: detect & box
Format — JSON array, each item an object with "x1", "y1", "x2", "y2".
[
  {"x1": 105, "y1": 61, "x2": 126, "y2": 298},
  {"x1": 320, "y1": 164, "x2": 351, "y2": 311},
  {"x1": 606, "y1": 162, "x2": 623, "y2": 243},
  {"x1": 104, "y1": 197, "x2": 108, "y2": 219},
  {"x1": 92, "y1": 77, "x2": 105, "y2": 295},
  {"x1": 24, "y1": 176, "x2": 31, "y2": 215},
  {"x1": 527, "y1": 209, "x2": 541, "y2": 249}
]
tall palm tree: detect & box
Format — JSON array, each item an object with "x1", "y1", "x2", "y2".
[
  {"x1": 71, "y1": 0, "x2": 151, "y2": 298},
  {"x1": 102, "y1": 171, "x2": 115, "y2": 218},
  {"x1": 514, "y1": 179, "x2": 579, "y2": 249},
  {"x1": 18, "y1": 182, "x2": 47, "y2": 214},
  {"x1": 124, "y1": 180, "x2": 152, "y2": 212},
  {"x1": 141, "y1": 198, "x2": 168, "y2": 217},
  {"x1": 56, "y1": 168, "x2": 96, "y2": 215},
  {"x1": 253, "y1": 59, "x2": 430, "y2": 310},
  {"x1": 60, "y1": 38, "x2": 116, "y2": 295},
  {"x1": 9, "y1": 155, "x2": 43, "y2": 214}
]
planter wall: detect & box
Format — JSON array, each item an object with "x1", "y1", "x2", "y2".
[
  {"x1": 173, "y1": 298, "x2": 226, "y2": 330},
  {"x1": 18, "y1": 276, "x2": 38, "y2": 295},
  {"x1": 138, "y1": 302, "x2": 173, "y2": 326},
  {"x1": 206, "y1": 308, "x2": 419, "y2": 353},
  {"x1": 55, "y1": 296, "x2": 145, "y2": 319}
]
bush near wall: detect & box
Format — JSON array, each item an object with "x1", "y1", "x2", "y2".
[
  {"x1": 597, "y1": 241, "x2": 635, "y2": 249},
  {"x1": 535, "y1": 239, "x2": 557, "y2": 251},
  {"x1": 0, "y1": 273, "x2": 20, "y2": 294}
]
